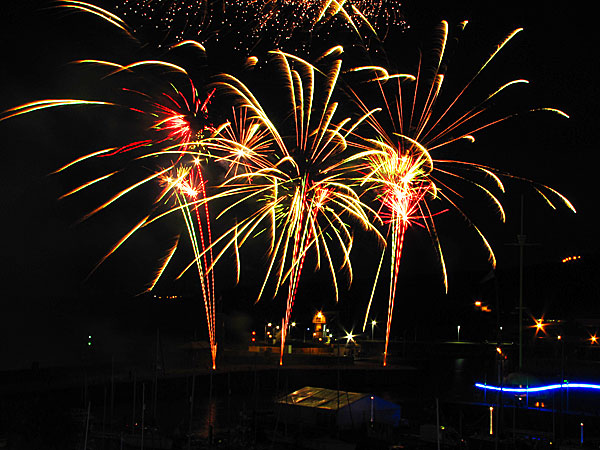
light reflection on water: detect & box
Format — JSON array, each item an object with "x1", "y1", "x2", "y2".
[
  {"x1": 188, "y1": 358, "x2": 484, "y2": 437},
  {"x1": 193, "y1": 397, "x2": 218, "y2": 439},
  {"x1": 191, "y1": 388, "x2": 279, "y2": 439}
]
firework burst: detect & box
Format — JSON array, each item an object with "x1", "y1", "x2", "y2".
[
  {"x1": 205, "y1": 48, "x2": 382, "y2": 364},
  {"x1": 3, "y1": 1, "x2": 576, "y2": 372},
  {"x1": 221, "y1": 0, "x2": 406, "y2": 53},
  {"x1": 116, "y1": 0, "x2": 213, "y2": 43},
  {"x1": 346, "y1": 21, "x2": 574, "y2": 366},
  {"x1": 1, "y1": 3, "x2": 224, "y2": 367}
]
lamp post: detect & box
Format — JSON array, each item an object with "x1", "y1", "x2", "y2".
[
  {"x1": 506, "y1": 195, "x2": 535, "y2": 370},
  {"x1": 371, "y1": 320, "x2": 376, "y2": 341},
  {"x1": 457, "y1": 325, "x2": 461, "y2": 342}
]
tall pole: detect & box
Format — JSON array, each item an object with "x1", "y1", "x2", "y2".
[
  {"x1": 132, "y1": 371, "x2": 136, "y2": 434},
  {"x1": 84, "y1": 401, "x2": 91, "y2": 450},
  {"x1": 188, "y1": 373, "x2": 196, "y2": 450},
  {"x1": 153, "y1": 329, "x2": 159, "y2": 419},
  {"x1": 110, "y1": 355, "x2": 115, "y2": 433},
  {"x1": 209, "y1": 370, "x2": 214, "y2": 447},
  {"x1": 518, "y1": 195, "x2": 526, "y2": 370},
  {"x1": 436, "y1": 397, "x2": 441, "y2": 450},
  {"x1": 141, "y1": 382, "x2": 145, "y2": 450}
]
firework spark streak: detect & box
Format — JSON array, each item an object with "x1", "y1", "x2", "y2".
[
  {"x1": 206, "y1": 48, "x2": 382, "y2": 365},
  {"x1": 0, "y1": 99, "x2": 116, "y2": 123},
  {"x1": 58, "y1": 0, "x2": 137, "y2": 39},
  {"x1": 347, "y1": 21, "x2": 574, "y2": 366},
  {"x1": 162, "y1": 162, "x2": 217, "y2": 368}
]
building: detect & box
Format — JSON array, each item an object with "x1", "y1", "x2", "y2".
[
  {"x1": 313, "y1": 311, "x2": 327, "y2": 341},
  {"x1": 276, "y1": 386, "x2": 402, "y2": 430}
]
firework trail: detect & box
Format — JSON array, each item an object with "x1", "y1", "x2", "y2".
[
  {"x1": 206, "y1": 47, "x2": 382, "y2": 365},
  {"x1": 346, "y1": 21, "x2": 574, "y2": 366},
  {"x1": 145, "y1": 82, "x2": 219, "y2": 368},
  {"x1": 57, "y1": 0, "x2": 138, "y2": 39},
  {"x1": 161, "y1": 161, "x2": 218, "y2": 368},
  {"x1": 75, "y1": 65, "x2": 220, "y2": 367}
]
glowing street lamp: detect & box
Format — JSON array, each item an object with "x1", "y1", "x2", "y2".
[
  {"x1": 532, "y1": 317, "x2": 547, "y2": 337},
  {"x1": 345, "y1": 332, "x2": 356, "y2": 344},
  {"x1": 371, "y1": 320, "x2": 377, "y2": 341},
  {"x1": 265, "y1": 322, "x2": 273, "y2": 342}
]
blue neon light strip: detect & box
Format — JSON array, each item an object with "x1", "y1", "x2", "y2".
[{"x1": 475, "y1": 382, "x2": 600, "y2": 394}]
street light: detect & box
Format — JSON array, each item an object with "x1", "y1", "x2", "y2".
[
  {"x1": 535, "y1": 319, "x2": 544, "y2": 331},
  {"x1": 457, "y1": 325, "x2": 461, "y2": 342},
  {"x1": 265, "y1": 322, "x2": 272, "y2": 343},
  {"x1": 532, "y1": 317, "x2": 548, "y2": 337},
  {"x1": 371, "y1": 320, "x2": 377, "y2": 341}
]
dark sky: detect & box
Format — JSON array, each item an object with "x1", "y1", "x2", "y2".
[{"x1": 0, "y1": 0, "x2": 597, "y2": 305}]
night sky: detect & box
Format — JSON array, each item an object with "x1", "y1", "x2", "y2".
[{"x1": 0, "y1": 1, "x2": 598, "y2": 368}]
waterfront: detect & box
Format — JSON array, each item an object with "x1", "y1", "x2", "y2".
[{"x1": 2, "y1": 341, "x2": 599, "y2": 449}]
